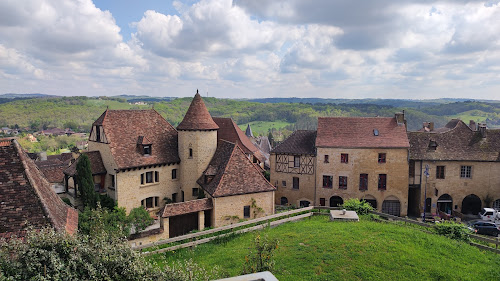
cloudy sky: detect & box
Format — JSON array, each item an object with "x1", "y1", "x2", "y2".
[{"x1": 0, "y1": 0, "x2": 499, "y2": 99}]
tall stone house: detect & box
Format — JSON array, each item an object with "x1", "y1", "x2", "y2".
[
  {"x1": 271, "y1": 113, "x2": 410, "y2": 216},
  {"x1": 408, "y1": 120, "x2": 500, "y2": 217},
  {"x1": 79, "y1": 92, "x2": 274, "y2": 241}
]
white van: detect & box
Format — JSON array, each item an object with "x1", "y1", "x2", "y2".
[{"x1": 479, "y1": 208, "x2": 500, "y2": 222}]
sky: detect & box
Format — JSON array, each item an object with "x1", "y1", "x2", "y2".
[{"x1": 0, "y1": 0, "x2": 499, "y2": 99}]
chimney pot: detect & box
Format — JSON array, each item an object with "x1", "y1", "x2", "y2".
[{"x1": 469, "y1": 120, "x2": 477, "y2": 131}]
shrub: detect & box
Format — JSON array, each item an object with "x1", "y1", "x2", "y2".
[
  {"x1": 242, "y1": 233, "x2": 279, "y2": 274},
  {"x1": 0, "y1": 227, "x2": 188, "y2": 280},
  {"x1": 342, "y1": 198, "x2": 374, "y2": 215},
  {"x1": 129, "y1": 206, "x2": 155, "y2": 232},
  {"x1": 98, "y1": 194, "x2": 116, "y2": 210},
  {"x1": 61, "y1": 197, "x2": 72, "y2": 207},
  {"x1": 433, "y1": 221, "x2": 472, "y2": 242}
]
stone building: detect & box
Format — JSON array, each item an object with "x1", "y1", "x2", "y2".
[
  {"x1": 271, "y1": 114, "x2": 410, "y2": 216},
  {"x1": 82, "y1": 91, "x2": 274, "y2": 241},
  {"x1": 408, "y1": 120, "x2": 500, "y2": 217},
  {"x1": 0, "y1": 138, "x2": 78, "y2": 239}
]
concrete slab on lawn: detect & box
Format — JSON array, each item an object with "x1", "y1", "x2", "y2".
[{"x1": 330, "y1": 210, "x2": 359, "y2": 222}]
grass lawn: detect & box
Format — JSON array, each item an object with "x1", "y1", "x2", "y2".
[
  {"x1": 147, "y1": 216, "x2": 500, "y2": 281},
  {"x1": 238, "y1": 120, "x2": 291, "y2": 136}
]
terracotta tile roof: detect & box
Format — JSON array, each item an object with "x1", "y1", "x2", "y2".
[
  {"x1": 316, "y1": 117, "x2": 409, "y2": 148},
  {"x1": 63, "y1": 151, "x2": 107, "y2": 176},
  {"x1": 409, "y1": 120, "x2": 500, "y2": 161},
  {"x1": 92, "y1": 109, "x2": 180, "y2": 169},
  {"x1": 197, "y1": 141, "x2": 276, "y2": 197},
  {"x1": 213, "y1": 117, "x2": 264, "y2": 162},
  {"x1": 0, "y1": 138, "x2": 78, "y2": 238},
  {"x1": 272, "y1": 130, "x2": 317, "y2": 155},
  {"x1": 177, "y1": 92, "x2": 219, "y2": 131},
  {"x1": 39, "y1": 165, "x2": 66, "y2": 183},
  {"x1": 161, "y1": 198, "x2": 213, "y2": 218}
]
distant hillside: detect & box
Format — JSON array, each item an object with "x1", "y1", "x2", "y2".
[
  {"x1": 0, "y1": 93, "x2": 59, "y2": 98},
  {"x1": 1, "y1": 96, "x2": 499, "y2": 134}
]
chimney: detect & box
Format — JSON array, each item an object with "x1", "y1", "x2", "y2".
[
  {"x1": 39, "y1": 151, "x2": 47, "y2": 161},
  {"x1": 469, "y1": 120, "x2": 477, "y2": 131},
  {"x1": 423, "y1": 122, "x2": 434, "y2": 132},
  {"x1": 395, "y1": 111, "x2": 405, "y2": 126},
  {"x1": 478, "y1": 123, "x2": 487, "y2": 138}
]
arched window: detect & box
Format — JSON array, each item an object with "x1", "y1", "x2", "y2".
[
  {"x1": 280, "y1": 197, "x2": 288, "y2": 205},
  {"x1": 141, "y1": 196, "x2": 159, "y2": 209}
]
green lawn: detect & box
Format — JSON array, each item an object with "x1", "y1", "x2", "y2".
[
  {"x1": 148, "y1": 216, "x2": 500, "y2": 281},
  {"x1": 238, "y1": 120, "x2": 291, "y2": 136}
]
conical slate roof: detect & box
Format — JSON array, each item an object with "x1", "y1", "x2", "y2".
[
  {"x1": 177, "y1": 91, "x2": 219, "y2": 131},
  {"x1": 245, "y1": 124, "x2": 253, "y2": 137}
]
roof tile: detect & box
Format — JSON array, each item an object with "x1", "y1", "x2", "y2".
[{"x1": 177, "y1": 92, "x2": 219, "y2": 131}]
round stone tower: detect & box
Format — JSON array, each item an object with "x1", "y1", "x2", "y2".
[{"x1": 177, "y1": 90, "x2": 219, "y2": 201}]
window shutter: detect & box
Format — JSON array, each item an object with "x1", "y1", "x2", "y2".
[{"x1": 141, "y1": 173, "x2": 144, "y2": 185}]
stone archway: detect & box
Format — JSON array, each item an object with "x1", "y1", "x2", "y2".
[
  {"x1": 329, "y1": 196, "x2": 343, "y2": 207},
  {"x1": 437, "y1": 194, "x2": 453, "y2": 214},
  {"x1": 361, "y1": 194, "x2": 377, "y2": 209},
  {"x1": 280, "y1": 197, "x2": 288, "y2": 205},
  {"x1": 382, "y1": 195, "x2": 401, "y2": 216},
  {"x1": 461, "y1": 194, "x2": 481, "y2": 215}
]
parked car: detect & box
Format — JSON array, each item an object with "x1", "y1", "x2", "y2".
[
  {"x1": 479, "y1": 208, "x2": 500, "y2": 222},
  {"x1": 467, "y1": 220, "x2": 500, "y2": 236}
]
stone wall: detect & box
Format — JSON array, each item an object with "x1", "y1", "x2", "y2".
[
  {"x1": 213, "y1": 191, "x2": 275, "y2": 227},
  {"x1": 87, "y1": 141, "x2": 118, "y2": 199},
  {"x1": 115, "y1": 164, "x2": 181, "y2": 214},
  {"x1": 315, "y1": 147, "x2": 409, "y2": 216},
  {"x1": 178, "y1": 130, "x2": 217, "y2": 202},
  {"x1": 411, "y1": 160, "x2": 500, "y2": 214}
]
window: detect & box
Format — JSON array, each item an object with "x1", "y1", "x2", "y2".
[
  {"x1": 110, "y1": 174, "x2": 115, "y2": 188},
  {"x1": 341, "y1": 153, "x2": 349, "y2": 163},
  {"x1": 146, "y1": 171, "x2": 153, "y2": 183},
  {"x1": 300, "y1": 201, "x2": 310, "y2": 207},
  {"x1": 141, "y1": 171, "x2": 159, "y2": 185},
  {"x1": 244, "y1": 206, "x2": 250, "y2": 218},
  {"x1": 294, "y1": 156, "x2": 300, "y2": 167},
  {"x1": 339, "y1": 176, "x2": 347, "y2": 189},
  {"x1": 95, "y1": 125, "x2": 101, "y2": 142},
  {"x1": 359, "y1": 174, "x2": 368, "y2": 190},
  {"x1": 189, "y1": 148, "x2": 193, "y2": 158},
  {"x1": 143, "y1": 145, "x2": 151, "y2": 155},
  {"x1": 172, "y1": 169, "x2": 177, "y2": 179},
  {"x1": 378, "y1": 174, "x2": 387, "y2": 190},
  {"x1": 323, "y1": 175, "x2": 333, "y2": 188},
  {"x1": 324, "y1": 155, "x2": 329, "y2": 163},
  {"x1": 436, "y1": 166, "x2": 445, "y2": 179},
  {"x1": 141, "y1": 196, "x2": 159, "y2": 209},
  {"x1": 172, "y1": 193, "x2": 177, "y2": 203},
  {"x1": 192, "y1": 188, "x2": 199, "y2": 197},
  {"x1": 409, "y1": 160, "x2": 415, "y2": 177},
  {"x1": 282, "y1": 180, "x2": 286, "y2": 187},
  {"x1": 460, "y1": 166, "x2": 472, "y2": 178},
  {"x1": 293, "y1": 177, "x2": 299, "y2": 189},
  {"x1": 280, "y1": 197, "x2": 288, "y2": 205},
  {"x1": 320, "y1": 198, "x2": 326, "y2": 206},
  {"x1": 378, "y1": 153, "x2": 386, "y2": 163}
]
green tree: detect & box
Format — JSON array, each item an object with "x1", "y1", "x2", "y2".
[
  {"x1": 128, "y1": 206, "x2": 154, "y2": 233},
  {"x1": 76, "y1": 154, "x2": 98, "y2": 209}
]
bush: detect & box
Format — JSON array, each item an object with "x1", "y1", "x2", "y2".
[
  {"x1": 242, "y1": 233, "x2": 279, "y2": 274},
  {"x1": 61, "y1": 197, "x2": 72, "y2": 207},
  {"x1": 98, "y1": 194, "x2": 116, "y2": 210},
  {"x1": 129, "y1": 206, "x2": 155, "y2": 232},
  {"x1": 341, "y1": 198, "x2": 374, "y2": 215},
  {"x1": 433, "y1": 221, "x2": 472, "y2": 242},
  {"x1": 0, "y1": 227, "x2": 194, "y2": 280}
]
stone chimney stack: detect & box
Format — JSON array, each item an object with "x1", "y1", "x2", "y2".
[
  {"x1": 395, "y1": 111, "x2": 407, "y2": 130},
  {"x1": 478, "y1": 123, "x2": 487, "y2": 138},
  {"x1": 39, "y1": 151, "x2": 47, "y2": 161},
  {"x1": 423, "y1": 122, "x2": 434, "y2": 132},
  {"x1": 469, "y1": 120, "x2": 477, "y2": 131}
]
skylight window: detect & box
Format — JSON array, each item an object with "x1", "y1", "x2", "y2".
[{"x1": 373, "y1": 129, "x2": 379, "y2": 136}]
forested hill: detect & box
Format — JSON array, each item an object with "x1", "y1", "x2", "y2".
[{"x1": 1, "y1": 96, "x2": 499, "y2": 136}]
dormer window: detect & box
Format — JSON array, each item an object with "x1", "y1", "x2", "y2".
[
  {"x1": 143, "y1": 145, "x2": 151, "y2": 155},
  {"x1": 95, "y1": 125, "x2": 101, "y2": 142},
  {"x1": 428, "y1": 140, "x2": 438, "y2": 150}
]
